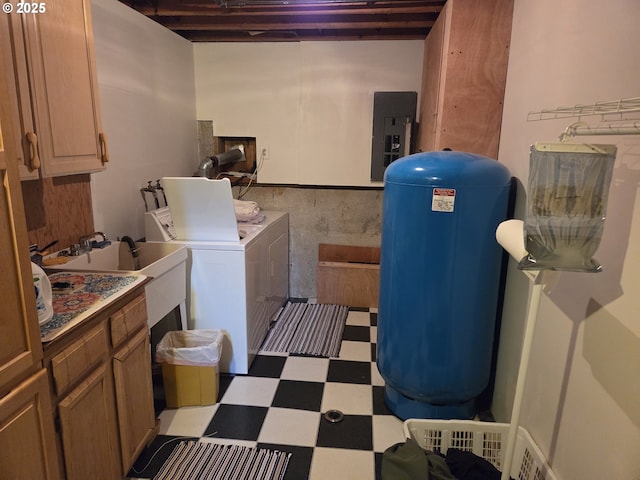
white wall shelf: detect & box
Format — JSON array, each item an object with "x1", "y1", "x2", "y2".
[
  {"x1": 527, "y1": 97, "x2": 640, "y2": 121},
  {"x1": 528, "y1": 97, "x2": 640, "y2": 139}
]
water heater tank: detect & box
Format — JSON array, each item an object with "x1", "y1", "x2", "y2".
[{"x1": 377, "y1": 150, "x2": 511, "y2": 420}]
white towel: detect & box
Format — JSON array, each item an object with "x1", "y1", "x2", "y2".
[{"x1": 234, "y1": 199, "x2": 265, "y2": 224}]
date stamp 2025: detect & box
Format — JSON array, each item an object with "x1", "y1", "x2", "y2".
[{"x1": 3, "y1": 2, "x2": 47, "y2": 14}]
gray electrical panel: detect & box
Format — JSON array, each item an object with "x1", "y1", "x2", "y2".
[{"x1": 370, "y1": 91, "x2": 417, "y2": 181}]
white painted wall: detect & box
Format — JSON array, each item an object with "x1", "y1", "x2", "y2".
[
  {"x1": 193, "y1": 41, "x2": 424, "y2": 186},
  {"x1": 494, "y1": 1, "x2": 640, "y2": 479},
  {"x1": 90, "y1": 0, "x2": 197, "y2": 241}
]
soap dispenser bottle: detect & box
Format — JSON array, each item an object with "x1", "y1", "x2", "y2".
[{"x1": 31, "y1": 261, "x2": 53, "y2": 325}]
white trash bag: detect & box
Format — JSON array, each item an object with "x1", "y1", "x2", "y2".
[{"x1": 155, "y1": 330, "x2": 223, "y2": 367}]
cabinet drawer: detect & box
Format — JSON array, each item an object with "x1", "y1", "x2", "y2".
[
  {"x1": 51, "y1": 324, "x2": 108, "y2": 396},
  {"x1": 110, "y1": 293, "x2": 147, "y2": 348}
]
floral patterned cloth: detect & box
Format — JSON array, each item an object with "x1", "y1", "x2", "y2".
[{"x1": 40, "y1": 272, "x2": 139, "y2": 339}]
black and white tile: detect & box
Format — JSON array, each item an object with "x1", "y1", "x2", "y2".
[{"x1": 128, "y1": 306, "x2": 405, "y2": 480}]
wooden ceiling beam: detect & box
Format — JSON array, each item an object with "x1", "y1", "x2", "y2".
[
  {"x1": 180, "y1": 29, "x2": 431, "y2": 42},
  {"x1": 125, "y1": 1, "x2": 444, "y2": 17},
  {"x1": 117, "y1": 0, "x2": 444, "y2": 42},
  {"x1": 158, "y1": 17, "x2": 436, "y2": 31}
]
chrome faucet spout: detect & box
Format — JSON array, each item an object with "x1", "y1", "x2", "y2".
[
  {"x1": 74, "y1": 232, "x2": 102, "y2": 255},
  {"x1": 77, "y1": 232, "x2": 109, "y2": 252}
]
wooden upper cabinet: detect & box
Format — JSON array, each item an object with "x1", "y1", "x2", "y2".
[
  {"x1": 417, "y1": 0, "x2": 514, "y2": 159},
  {"x1": 7, "y1": 0, "x2": 108, "y2": 179},
  {"x1": 0, "y1": 15, "x2": 39, "y2": 180}
]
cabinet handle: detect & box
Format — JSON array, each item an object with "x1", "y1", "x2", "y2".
[
  {"x1": 25, "y1": 131, "x2": 40, "y2": 170},
  {"x1": 99, "y1": 132, "x2": 109, "y2": 163}
]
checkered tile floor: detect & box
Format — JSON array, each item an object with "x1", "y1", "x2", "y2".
[{"x1": 128, "y1": 306, "x2": 406, "y2": 480}]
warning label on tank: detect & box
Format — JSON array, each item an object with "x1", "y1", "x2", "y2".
[{"x1": 432, "y1": 188, "x2": 456, "y2": 212}]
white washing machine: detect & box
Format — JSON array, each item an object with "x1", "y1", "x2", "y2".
[{"x1": 145, "y1": 177, "x2": 289, "y2": 374}]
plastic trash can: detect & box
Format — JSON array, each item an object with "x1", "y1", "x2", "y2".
[{"x1": 155, "y1": 330, "x2": 223, "y2": 408}]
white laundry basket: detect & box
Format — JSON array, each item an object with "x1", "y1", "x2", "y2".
[{"x1": 403, "y1": 419, "x2": 558, "y2": 480}]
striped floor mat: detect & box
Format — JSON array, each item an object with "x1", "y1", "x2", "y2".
[
  {"x1": 153, "y1": 442, "x2": 290, "y2": 480},
  {"x1": 261, "y1": 302, "x2": 349, "y2": 357}
]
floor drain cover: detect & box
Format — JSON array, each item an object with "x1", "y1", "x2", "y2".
[{"x1": 323, "y1": 409, "x2": 344, "y2": 423}]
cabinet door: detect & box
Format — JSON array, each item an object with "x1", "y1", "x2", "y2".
[
  {"x1": 0, "y1": 37, "x2": 43, "y2": 393},
  {"x1": 0, "y1": 15, "x2": 39, "y2": 179},
  {"x1": 113, "y1": 328, "x2": 156, "y2": 474},
  {"x1": 58, "y1": 363, "x2": 121, "y2": 480},
  {"x1": 20, "y1": 0, "x2": 106, "y2": 177},
  {"x1": 0, "y1": 369, "x2": 61, "y2": 480}
]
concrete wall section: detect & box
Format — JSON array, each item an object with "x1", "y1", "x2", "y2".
[{"x1": 234, "y1": 185, "x2": 383, "y2": 298}]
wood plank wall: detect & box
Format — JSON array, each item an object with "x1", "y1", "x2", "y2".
[
  {"x1": 418, "y1": 0, "x2": 513, "y2": 158},
  {"x1": 20, "y1": 175, "x2": 94, "y2": 251},
  {"x1": 317, "y1": 244, "x2": 381, "y2": 308}
]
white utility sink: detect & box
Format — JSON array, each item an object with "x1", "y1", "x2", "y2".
[{"x1": 46, "y1": 241, "x2": 188, "y2": 329}]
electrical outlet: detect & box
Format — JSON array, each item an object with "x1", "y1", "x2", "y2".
[{"x1": 262, "y1": 147, "x2": 269, "y2": 160}]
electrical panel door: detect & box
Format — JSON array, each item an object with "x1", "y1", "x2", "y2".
[{"x1": 371, "y1": 92, "x2": 417, "y2": 181}]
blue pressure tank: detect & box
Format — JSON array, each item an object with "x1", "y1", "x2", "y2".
[{"x1": 377, "y1": 151, "x2": 511, "y2": 420}]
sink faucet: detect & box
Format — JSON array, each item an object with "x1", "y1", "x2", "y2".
[
  {"x1": 70, "y1": 232, "x2": 109, "y2": 256},
  {"x1": 71, "y1": 232, "x2": 109, "y2": 256}
]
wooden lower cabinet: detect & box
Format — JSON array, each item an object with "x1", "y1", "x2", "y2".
[
  {"x1": 113, "y1": 328, "x2": 156, "y2": 472},
  {"x1": 46, "y1": 291, "x2": 156, "y2": 479},
  {"x1": 58, "y1": 364, "x2": 121, "y2": 480},
  {"x1": 0, "y1": 369, "x2": 61, "y2": 480}
]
